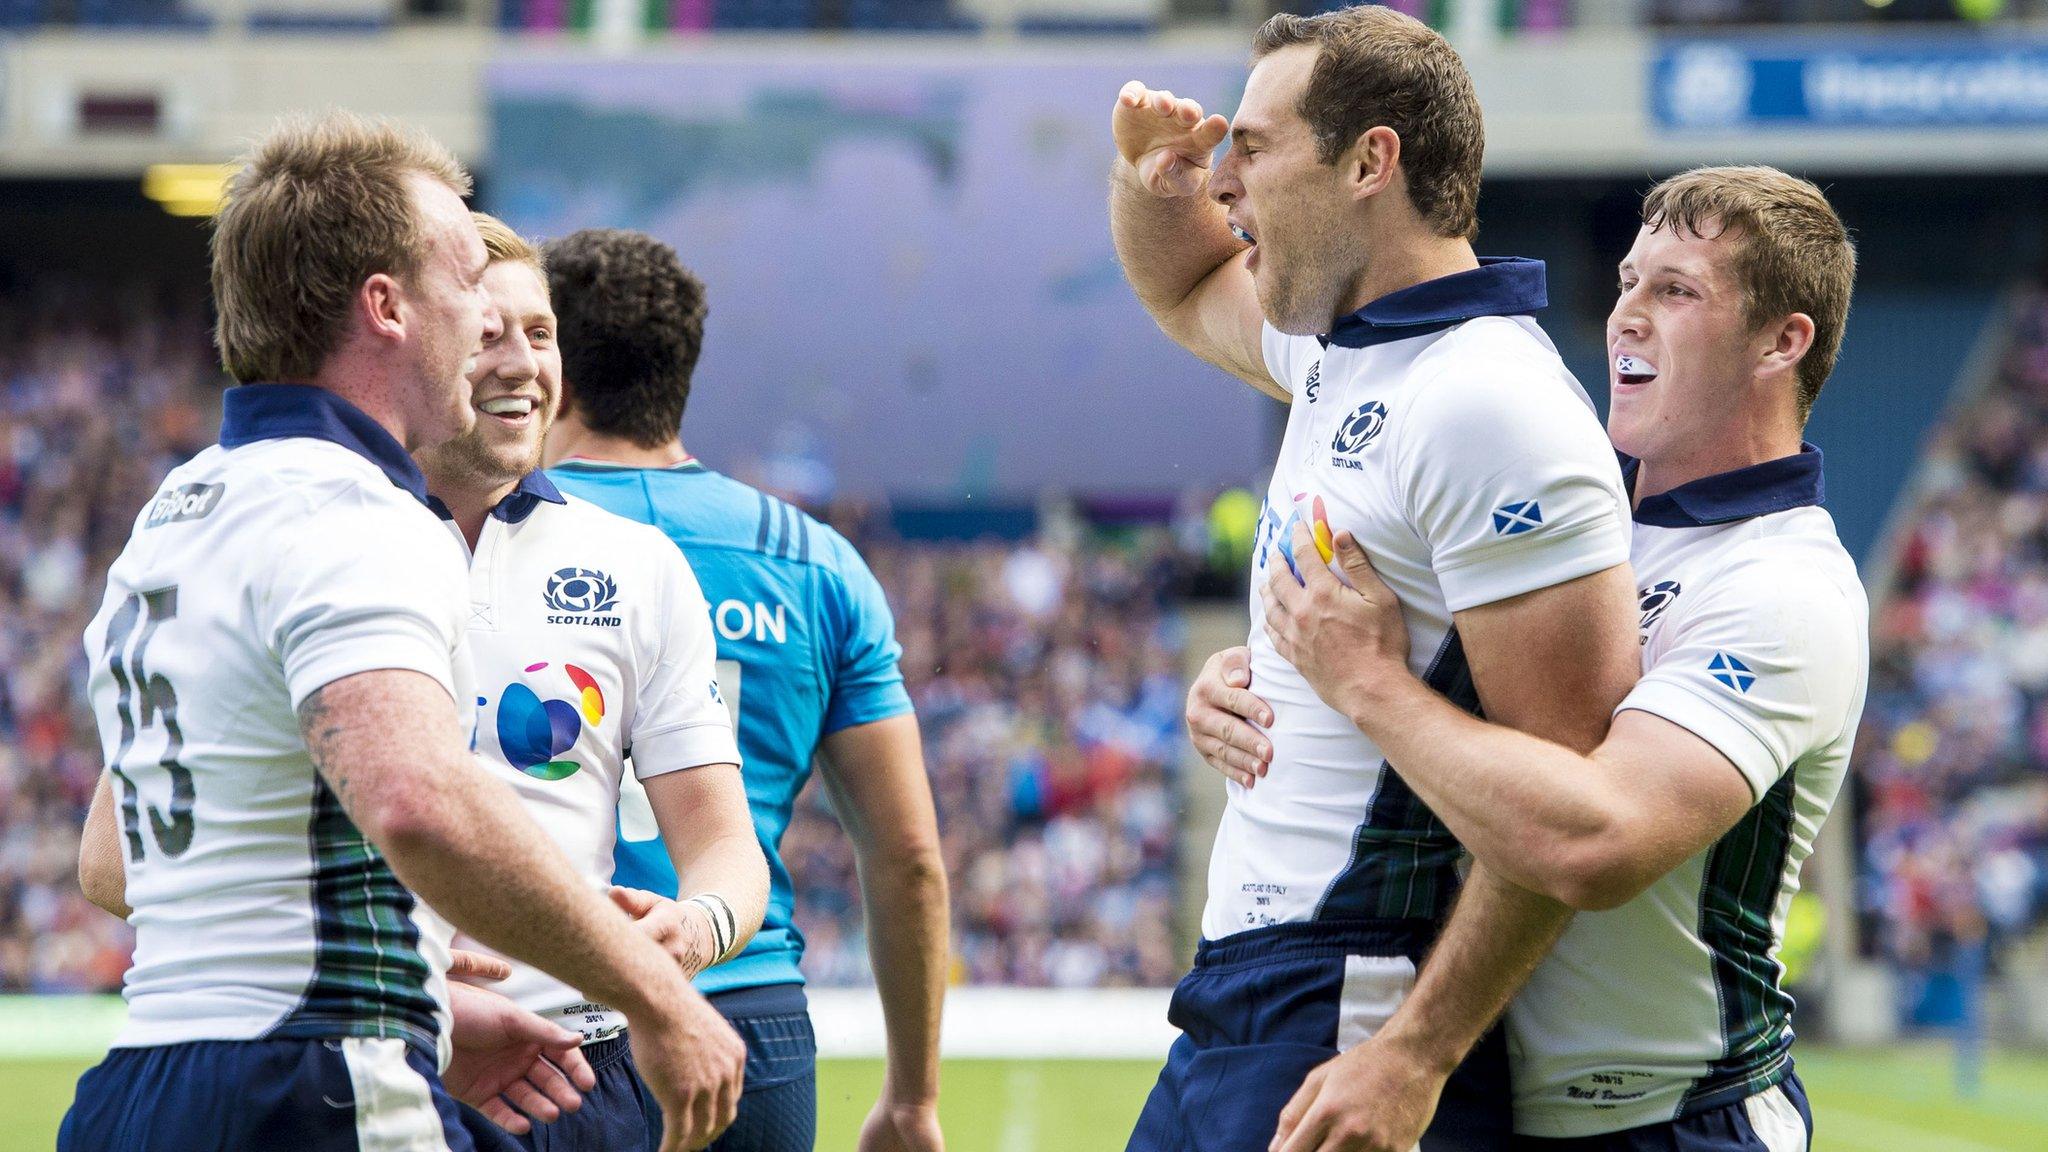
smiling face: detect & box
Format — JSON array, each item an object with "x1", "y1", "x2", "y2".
[
  {"x1": 1606, "y1": 222, "x2": 1775, "y2": 467},
  {"x1": 1209, "y1": 44, "x2": 1360, "y2": 336},
  {"x1": 416, "y1": 259, "x2": 560, "y2": 499}
]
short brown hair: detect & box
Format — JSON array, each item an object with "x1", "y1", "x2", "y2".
[
  {"x1": 473, "y1": 212, "x2": 545, "y2": 276},
  {"x1": 1251, "y1": 5, "x2": 1485, "y2": 241},
  {"x1": 211, "y1": 111, "x2": 472, "y2": 384},
  {"x1": 543, "y1": 229, "x2": 707, "y2": 448},
  {"x1": 1642, "y1": 166, "x2": 1856, "y2": 421}
]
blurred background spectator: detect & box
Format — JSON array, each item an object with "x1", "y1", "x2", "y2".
[{"x1": 1855, "y1": 282, "x2": 2048, "y2": 1026}]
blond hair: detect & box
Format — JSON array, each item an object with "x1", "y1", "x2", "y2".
[
  {"x1": 473, "y1": 212, "x2": 545, "y2": 276},
  {"x1": 210, "y1": 110, "x2": 472, "y2": 384},
  {"x1": 1642, "y1": 166, "x2": 1856, "y2": 422},
  {"x1": 1251, "y1": 5, "x2": 1486, "y2": 241}
]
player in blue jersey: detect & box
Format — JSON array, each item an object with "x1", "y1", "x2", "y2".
[{"x1": 539, "y1": 228, "x2": 949, "y2": 1152}]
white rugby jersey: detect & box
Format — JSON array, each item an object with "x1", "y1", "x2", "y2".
[
  {"x1": 84, "y1": 385, "x2": 472, "y2": 1062},
  {"x1": 1206, "y1": 259, "x2": 1631, "y2": 940},
  {"x1": 443, "y1": 476, "x2": 740, "y2": 1040},
  {"x1": 1509, "y1": 446, "x2": 1869, "y2": 1137}
]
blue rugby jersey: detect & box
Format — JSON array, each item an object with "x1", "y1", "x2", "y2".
[{"x1": 549, "y1": 459, "x2": 913, "y2": 993}]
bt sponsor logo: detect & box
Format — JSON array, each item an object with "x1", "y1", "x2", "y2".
[{"x1": 488, "y1": 661, "x2": 607, "y2": 781}]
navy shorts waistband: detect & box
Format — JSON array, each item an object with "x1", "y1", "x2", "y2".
[
  {"x1": 580, "y1": 1031, "x2": 635, "y2": 1073},
  {"x1": 1193, "y1": 919, "x2": 1440, "y2": 969},
  {"x1": 706, "y1": 981, "x2": 808, "y2": 1018}
]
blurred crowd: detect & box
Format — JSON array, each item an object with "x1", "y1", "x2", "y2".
[
  {"x1": 1856, "y1": 286, "x2": 2048, "y2": 997},
  {"x1": 0, "y1": 281, "x2": 1191, "y2": 994},
  {"x1": 789, "y1": 515, "x2": 1190, "y2": 987},
  {"x1": 0, "y1": 278, "x2": 219, "y2": 993}
]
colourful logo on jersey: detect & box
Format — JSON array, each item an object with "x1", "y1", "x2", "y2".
[
  {"x1": 1266, "y1": 493, "x2": 1336, "y2": 583},
  {"x1": 493, "y1": 662, "x2": 606, "y2": 780}
]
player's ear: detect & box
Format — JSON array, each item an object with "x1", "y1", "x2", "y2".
[
  {"x1": 1348, "y1": 126, "x2": 1400, "y2": 205},
  {"x1": 358, "y1": 272, "x2": 406, "y2": 345},
  {"x1": 1755, "y1": 311, "x2": 1815, "y2": 386}
]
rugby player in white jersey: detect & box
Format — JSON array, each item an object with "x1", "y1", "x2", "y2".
[
  {"x1": 64, "y1": 113, "x2": 742, "y2": 1152},
  {"x1": 420, "y1": 215, "x2": 765, "y2": 1149},
  {"x1": 1111, "y1": 7, "x2": 1640, "y2": 1151},
  {"x1": 1197, "y1": 167, "x2": 1865, "y2": 1152}
]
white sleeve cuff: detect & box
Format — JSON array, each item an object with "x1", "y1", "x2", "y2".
[
  {"x1": 284, "y1": 635, "x2": 457, "y2": 713},
  {"x1": 630, "y1": 722, "x2": 742, "y2": 780},
  {"x1": 1435, "y1": 518, "x2": 1629, "y2": 614},
  {"x1": 1618, "y1": 678, "x2": 1781, "y2": 802}
]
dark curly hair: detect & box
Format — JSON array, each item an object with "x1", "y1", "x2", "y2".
[{"x1": 543, "y1": 229, "x2": 707, "y2": 448}]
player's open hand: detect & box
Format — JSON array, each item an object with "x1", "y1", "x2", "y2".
[
  {"x1": 1186, "y1": 646, "x2": 1273, "y2": 788},
  {"x1": 632, "y1": 986, "x2": 748, "y2": 1151},
  {"x1": 444, "y1": 979, "x2": 597, "y2": 1135},
  {"x1": 1262, "y1": 524, "x2": 1410, "y2": 722},
  {"x1": 1114, "y1": 81, "x2": 1230, "y2": 198},
  {"x1": 1269, "y1": 1038, "x2": 1445, "y2": 1152},
  {"x1": 610, "y1": 885, "x2": 719, "y2": 977}
]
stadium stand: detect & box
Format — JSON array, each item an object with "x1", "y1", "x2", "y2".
[
  {"x1": 1856, "y1": 280, "x2": 2048, "y2": 1025},
  {"x1": 0, "y1": 278, "x2": 217, "y2": 993},
  {"x1": 0, "y1": 280, "x2": 1196, "y2": 994},
  {"x1": 787, "y1": 523, "x2": 1189, "y2": 988}
]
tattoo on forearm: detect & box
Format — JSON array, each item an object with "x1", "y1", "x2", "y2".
[{"x1": 296, "y1": 687, "x2": 352, "y2": 802}]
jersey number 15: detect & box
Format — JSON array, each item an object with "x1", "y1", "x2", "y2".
[{"x1": 101, "y1": 586, "x2": 196, "y2": 862}]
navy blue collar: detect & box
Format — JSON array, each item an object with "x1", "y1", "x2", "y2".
[
  {"x1": 427, "y1": 470, "x2": 566, "y2": 526},
  {"x1": 219, "y1": 383, "x2": 430, "y2": 505},
  {"x1": 1325, "y1": 257, "x2": 1548, "y2": 350},
  {"x1": 1627, "y1": 443, "x2": 1825, "y2": 528}
]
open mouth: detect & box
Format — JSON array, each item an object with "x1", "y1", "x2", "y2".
[
  {"x1": 1614, "y1": 353, "x2": 1659, "y2": 388},
  {"x1": 1230, "y1": 221, "x2": 1258, "y2": 269},
  {"x1": 478, "y1": 396, "x2": 537, "y2": 425}
]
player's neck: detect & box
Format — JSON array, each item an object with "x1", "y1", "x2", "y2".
[
  {"x1": 304, "y1": 358, "x2": 424, "y2": 451},
  {"x1": 428, "y1": 475, "x2": 519, "y2": 550},
  {"x1": 1631, "y1": 425, "x2": 1804, "y2": 505},
  {"x1": 544, "y1": 416, "x2": 691, "y2": 470},
  {"x1": 1334, "y1": 232, "x2": 1479, "y2": 323}
]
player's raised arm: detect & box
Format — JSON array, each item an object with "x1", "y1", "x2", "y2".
[{"x1": 1109, "y1": 83, "x2": 1278, "y2": 399}]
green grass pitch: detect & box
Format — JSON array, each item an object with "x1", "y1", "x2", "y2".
[{"x1": 6, "y1": 1046, "x2": 2043, "y2": 1151}]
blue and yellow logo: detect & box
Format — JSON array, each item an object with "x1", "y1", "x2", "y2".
[{"x1": 493, "y1": 662, "x2": 606, "y2": 780}]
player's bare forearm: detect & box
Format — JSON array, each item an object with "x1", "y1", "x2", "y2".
[
  {"x1": 298, "y1": 670, "x2": 686, "y2": 1020},
  {"x1": 1108, "y1": 159, "x2": 1240, "y2": 319},
  {"x1": 1108, "y1": 164, "x2": 1274, "y2": 395},
  {"x1": 1359, "y1": 673, "x2": 1624, "y2": 901},
  {"x1": 78, "y1": 772, "x2": 131, "y2": 920},
  {"x1": 1357, "y1": 564, "x2": 1636, "y2": 1073},
  {"x1": 820, "y1": 714, "x2": 948, "y2": 1108},
  {"x1": 1374, "y1": 864, "x2": 1572, "y2": 1075},
  {"x1": 647, "y1": 763, "x2": 770, "y2": 957}
]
